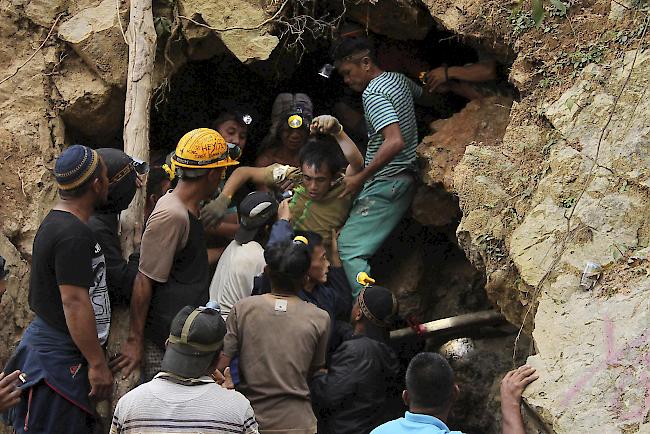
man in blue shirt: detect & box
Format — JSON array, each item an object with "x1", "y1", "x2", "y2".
[{"x1": 372, "y1": 352, "x2": 538, "y2": 434}]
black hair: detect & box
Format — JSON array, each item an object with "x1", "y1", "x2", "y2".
[
  {"x1": 332, "y1": 37, "x2": 377, "y2": 64},
  {"x1": 264, "y1": 240, "x2": 311, "y2": 293},
  {"x1": 293, "y1": 231, "x2": 323, "y2": 256},
  {"x1": 58, "y1": 159, "x2": 103, "y2": 199},
  {"x1": 405, "y1": 352, "x2": 455, "y2": 409},
  {"x1": 213, "y1": 111, "x2": 248, "y2": 130},
  {"x1": 298, "y1": 137, "x2": 345, "y2": 176},
  {"x1": 146, "y1": 167, "x2": 170, "y2": 199}
]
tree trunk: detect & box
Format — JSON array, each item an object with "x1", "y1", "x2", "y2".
[
  {"x1": 102, "y1": 0, "x2": 157, "y2": 428},
  {"x1": 120, "y1": 0, "x2": 156, "y2": 258}
]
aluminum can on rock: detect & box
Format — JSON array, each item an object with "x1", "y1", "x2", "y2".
[{"x1": 579, "y1": 261, "x2": 602, "y2": 290}]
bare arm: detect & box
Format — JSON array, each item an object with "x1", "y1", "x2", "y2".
[
  {"x1": 338, "y1": 123, "x2": 404, "y2": 197},
  {"x1": 110, "y1": 272, "x2": 153, "y2": 377},
  {"x1": 334, "y1": 131, "x2": 364, "y2": 176},
  {"x1": 425, "y1": 61, "x2": 497, "y2": 94},
  {"x1": 127, "y1": 272, "x2": 153, "y2": 344},
  {"x1": 358, "y1": 123, "x2": 404, "y2": 182},
  {"x1": 60, "y1": 284, "x2": 113, "y2": 399},
  {"x1": 221, "y1": 166, "x2": 273, "y2": 199},
  {"x1": 204, "y1": 214, "x2": 239, "y2": 241},
  {"x1": 501, "y1": 365, "x2": 538, "y2": 434},
  {"x1": 216, "y1": 353, "x2": 232, "y2": 373},
  {"x1": 448, "y1": 61, "x2": 497, "y2": 82}
]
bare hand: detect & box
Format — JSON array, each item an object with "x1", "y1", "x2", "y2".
[
  {"x1": 221, "y1": 367, "x2": 234, "y2": 390},
  {"x1": 0, "y1": 370, "x2": 22, "y2": 412},
  {"x1": 310, "y1": 115, "x2": 342, "y2": 135},
  {"x1": 135, "y1": 173, "x2": 145, "y2": 189},
  {"x1": 277, "y1": 198, "x2": 292, "y2": 222},
  {"x1": 109, "y1": 338, "x2": 143, "y2": 379},
  {"x1": 500, "y1": 365, "x2": 538, "y2": 407},
  {"x1": 338, "y1": 172, "x2": 365, "y2": 198},
  {"x1": 425, "y1": 66, "x2": 448, "y2": 93},
  {"x1": 88, "y1": 363, "x2": 113, "y2": 401}
]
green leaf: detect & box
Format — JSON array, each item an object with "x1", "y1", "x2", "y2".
[
  {"x1": 549, "y1": 0, "x2": 567, "y2": 15},
  {"x1": 532, "y1": 0, "x2": 545, "y2": 26}
]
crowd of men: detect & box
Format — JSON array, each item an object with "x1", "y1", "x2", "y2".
[{"x1": 0, "y1": 34, "x2": 537, "y2": 434}]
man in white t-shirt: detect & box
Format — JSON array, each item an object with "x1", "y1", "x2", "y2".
[
  {"x1": 209, "y1": 191, "x2": 281, "y2": 319},
  {"x1": 111, "y1": 303, "x2": 258, "y2": 434}
]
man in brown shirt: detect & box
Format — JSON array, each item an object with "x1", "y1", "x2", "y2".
[
  {"x1": 218, "y1": 238, "x2": 330, "y2": 434},
  {"x1": 111, "y1": 128, "x2": 240, "y2": 380}
]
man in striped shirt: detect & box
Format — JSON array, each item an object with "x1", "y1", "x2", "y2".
[
  {"x1": 333, "y1": 37, "x2": 423, "y2": 296},
  {"x1": 111, "y1": 304, "x2": 258, "y2": 433}
]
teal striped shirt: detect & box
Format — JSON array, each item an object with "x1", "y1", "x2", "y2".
[{"x1": 362, "y1": 71, "x2": 422, "y2": 179}]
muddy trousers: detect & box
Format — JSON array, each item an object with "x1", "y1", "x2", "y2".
[{"x1": 338, "y1": 174, "x2": 416, "y2": 297}]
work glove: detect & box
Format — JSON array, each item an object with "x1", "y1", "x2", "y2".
[
  {"x1": 201, "y1": 193, "x2": 231, "y2": 228},
  {"x1": 310, "y1": 115, "x2": 343, "y2": 136}
]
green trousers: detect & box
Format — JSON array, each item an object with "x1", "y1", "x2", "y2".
[{"x1": 338, "y1": 174, "x2": 416, "y2": 297}]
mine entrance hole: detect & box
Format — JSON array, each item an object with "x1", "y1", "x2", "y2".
[
  {"x1": 145, "y1": 22, "x2": 520, "y2": 434},
  {"x1": 149, "y1": 25, "x2": 516, "y2": 164}
]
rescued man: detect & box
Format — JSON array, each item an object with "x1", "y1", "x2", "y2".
[
  {"x1": 332, "y1": 37, "x2": 424, "y2": 296},
  {"x1": 111, "y1": 303, "x2": 258, "y2": 434},
  {"x1": 202, "y1": 115, "x2": 364, "y2": 258},
  {"x1": 3, "y1": 145, "x2": 113, "y2": 433},
  {"x1": 111, "y1": 128, "x2": 240, "y2": 381}
]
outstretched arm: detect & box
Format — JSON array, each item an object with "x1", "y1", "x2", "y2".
[
  {"x1": 202, "y1": 166, "x2": 274, "y2": 228},
  {"x1": 221, "y1": 166, "x2": 272, "y2": 199},
  {"x1": 425, "y1": 60, "x2": 497, "y2": 93}
]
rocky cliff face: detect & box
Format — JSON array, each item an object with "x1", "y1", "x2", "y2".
[
  {"x1": 418, "y1": 0, "x2": 649, "y2": 431},
  {"x1": 0, "y1": 0, "x2": 648, "y2": 432}
]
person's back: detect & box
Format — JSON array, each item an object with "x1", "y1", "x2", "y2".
[
  {"x1": 209, "y1": 191, "x2": 279, "y2": 320},
  {"x1": 112, "y1": 303, "x2": 259, "y2": 434},
  {"x1": 111, "y1": 376, "x2": 256, "y2": 434},
  {"x1": 220, "y1": 238, "x2": 330, "y2": 434},
  {"x1": 370, "y1": 352, "x2": 463, "y2": 434},
  {"x1": 143, "y1": 192, "x2": 210, "y2": 349},
  {"x1": 226, "y1": 293, "x2": 329, "y2": 431},
  {"x1": 310, "y1": 284, "x2": 399, "y2": 434},
  {"x1": 320, "y1": 336, "x2": 398, "y2": 433},
  {"x1": 210, "y1": 238, "x2": 265, "y2": 319}
]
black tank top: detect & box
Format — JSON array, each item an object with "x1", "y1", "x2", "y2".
[{"x1": 145, "y1": 212, "x2": 209, "y2": 348}]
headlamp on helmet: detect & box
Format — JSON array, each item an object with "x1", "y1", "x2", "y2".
[{"x1": 287, "y1": 107, "x2": 310, "y2": 129}]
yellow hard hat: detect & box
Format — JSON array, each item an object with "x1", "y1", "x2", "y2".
[{"x1": 172, "y1": 128, "x2": 241, "y2": 170}]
